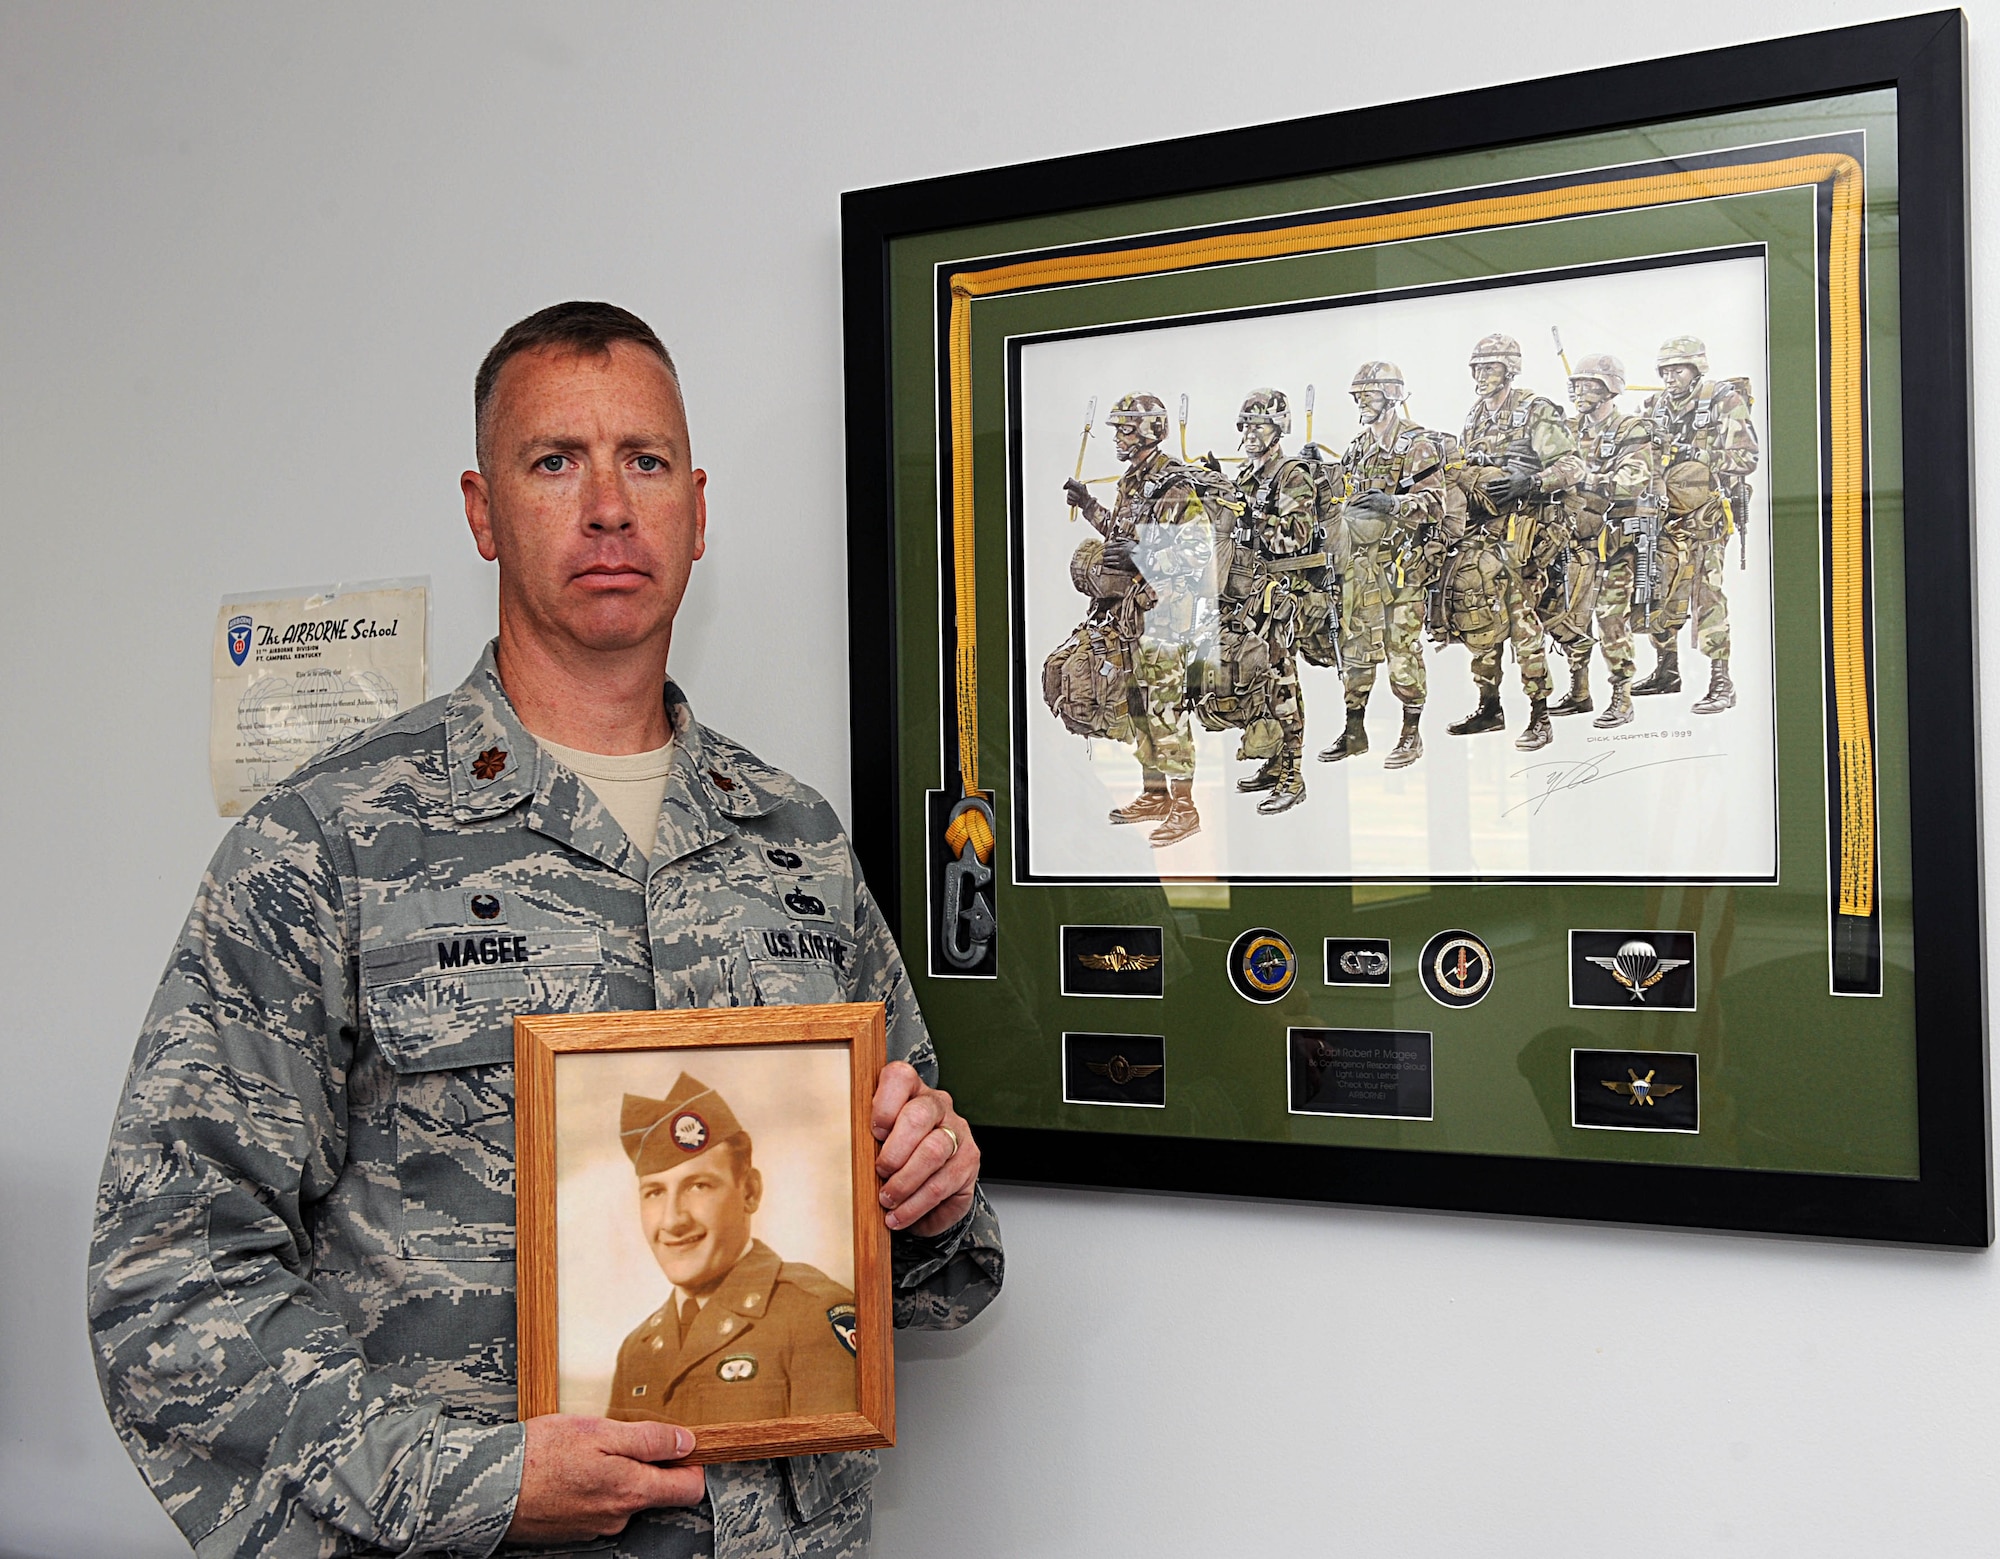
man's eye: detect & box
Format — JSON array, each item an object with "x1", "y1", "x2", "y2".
[
  {"x1": 634, "y1": 455, "x2": 663, "y2": 473},
  {"x1": 537, "y1": 455, "x2": 567, "y2": 473}
]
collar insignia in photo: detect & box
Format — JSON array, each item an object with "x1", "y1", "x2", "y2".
[{"x1": 622, "y1": 1073, "x2": 745, "y2": 1175}]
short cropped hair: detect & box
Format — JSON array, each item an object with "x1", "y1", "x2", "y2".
[{"x1": 473, "y1": 301, "x2": 679, "y2": 469}]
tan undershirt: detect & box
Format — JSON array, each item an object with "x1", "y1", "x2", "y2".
[{"x1": 534, "y1": 736, "x2": 675, "y2": 861}]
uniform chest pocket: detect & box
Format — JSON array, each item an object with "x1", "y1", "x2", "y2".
[
  {"x1": 362, "y1": 929, "x2": 606, "y2": 1262},
  {"x1": 740, "y1": 926, "x2": 852, "y2": 1009}
]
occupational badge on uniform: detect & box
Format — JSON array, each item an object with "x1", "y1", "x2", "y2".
[
  {"x1": 1418, "y1": 929, "x2": 1494, "y2": 1008},
  {"x1": 1570, "y1": 930, "x2": 1697, "y2": 1009},
  {"x1": 471, "y1": 746, "x2": 509, "y2": 782},
  {"x1": 783, "y1": 888, "x2": 829, "y2": 919},
  {"x1": 1323, "y1": 937, "x2": 1392, "y2": 988},
  {"x1": 465, "y1": 891, "x2": 504, "y2": 922},
  {"x1": 1061, "y1": 925, "x2": 1165, "y2": 998},
  {"x1": 1288, "y1": 1028, "x2": 1433, "y2": 1121},
  {"x1": 717, "y1": 1354, "x2": 759, "y2": 1381},
  {"x1": 827, "y1": 1305, "x2": 858, "y2": 1356},
  {"x1": 1571, "y1": 1049, "x2": 1699, "y2": 1133},
  {"x1": 1228, "y1": 928, "x2": 1297, "y2": 1003},
  {"x1": 766, "y1": 847, "x2": 803, "y2": 870},
  {"x1": 671, "y1": 1111, "x2": 708, "y2": 1151},
  {"x1": 1062, "y1": 1033, "x2": 1166, "y2": 1108}
]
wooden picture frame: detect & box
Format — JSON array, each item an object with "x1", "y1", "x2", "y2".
[
  {"x1": 841, "y1": 13, "x2": 1988, "y2": 1245},
  {"x1": 515, "y1": 1004, "x2": 893, "y2": 1462}
]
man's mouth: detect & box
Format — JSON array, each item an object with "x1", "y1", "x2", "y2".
[
  {"x1": 575, "y1": 565, "x2": 650, "y2": 592},
  {"x1": 655, "y1": 1230, "x2": 704, "y2": 1252}
]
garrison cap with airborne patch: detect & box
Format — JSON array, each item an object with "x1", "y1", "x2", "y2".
[{"x1": 622, "y1": 1074, "x2": 747, "y2": 1175}]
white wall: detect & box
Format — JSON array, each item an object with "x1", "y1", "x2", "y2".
[{"x1": 0, "y1": 3, "x2": 1992, "y2": 1555}]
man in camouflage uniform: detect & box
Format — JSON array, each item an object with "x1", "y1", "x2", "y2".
[
  {"x1": 90, "y1": 303, "x2": 1002, "y2": 1559},
  {"x1": 1317, "y1": 361, "x2": 1456, "y2": 771},
  {"x1": 1065, "y1": 392, "x2": 1230, "y2": 845},
  {"x1": 1444, "y1": 333, "x2": 1584, "y2": 751},
  {"x1": 1205, "y1": 387, "x2": 1316, "y2": 813},
  {"x1": 1635, "y1": 333, "x2": 1758, "y2": 714},
  {"x1": 1563, "y1": 352, "x2": 1664, "y2": 730}
]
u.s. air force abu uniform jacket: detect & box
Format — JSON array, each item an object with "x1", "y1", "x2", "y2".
[{"x1": 88, "y1": 645, "x2": 1004, "y2": 1559}]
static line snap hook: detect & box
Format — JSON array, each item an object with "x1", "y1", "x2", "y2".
[{"x1": 939, "y1": 795, "x2": 995, "y2": 970}]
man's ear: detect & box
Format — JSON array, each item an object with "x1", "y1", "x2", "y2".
[
  {"x1": 463, "y1": 469, "x2": 499, "y2": 562},
  {"x1": 743, "y1": 1166, "x2": 763, "y2": 1216}
]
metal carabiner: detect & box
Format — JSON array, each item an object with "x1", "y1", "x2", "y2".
[{"x1": 939, "y1": 796, "x2": 996, "y2": 970}]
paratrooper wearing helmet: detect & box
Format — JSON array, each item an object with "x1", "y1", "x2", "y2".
[
  {"x1": 1314, "y1": 360, "x2": 1461, "y2": 772},
  {"x1": 1063, "y1": 391, "x2": 1233, "y2": 846},
  {"x1": 1193, "y1": 388, "x2": 1320, "y2": 814},
  {"x1": 1442, "y1": 332, "x2": 1585, "y2": 753},
  {"x1": 1560, "y1": 350, "x2": 1664, "y2": 731},
  {"x1": 1634, "y1": 334, "x2": 1758, "y2": 715}
]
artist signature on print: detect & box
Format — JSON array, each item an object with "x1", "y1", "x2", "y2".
[{"x1": 1504, "y1": 750, "x2": 1723, "y2": 816}]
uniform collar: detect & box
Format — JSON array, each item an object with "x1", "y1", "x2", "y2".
[
  {"x1": 671, "y1": 1240, "x2": 784, "y2": 1373},
  {"x1": 442, "y1": 643, "x2": 791, "y2": 877}
]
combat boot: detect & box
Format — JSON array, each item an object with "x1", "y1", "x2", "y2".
[
  {"x1": 1149, "y1": 778, "x2": 1201, "y2": 846},
  {"x1": 1550, "y1": 659, "x2": 1593, "y2": 716},
  {"x1": 1256, "y1": 758, "x2": 1306, "y2": 814},
  {"x1": 1514, "y1": 698, "x2": 1553, "y2": 752},
  {"x1": 1448, "y1": 694, "x2": 1504, "y2": 736},
  {"x1": 1592, "y1": 679, "x2": 1634, "y2": 728},
  {"x1": 1383, "y1": 705, "x2": 1424, "y2": 769},
  {"x1": 1692, "y1": 658, "x2": 1736, "y2": 714},
  {"x1": 1632, "y1": 644, "x2": 1681, "y2": 696},
  {"x1": 1236, "y1": 755, "x2": 1283, "y2": 793},
  {"x1": 1109, "y1": 774, "x2": 1172, "y2": 825},
  {"x1": 1316, "y1": 707, "x2": 1369, "y2": 762}
]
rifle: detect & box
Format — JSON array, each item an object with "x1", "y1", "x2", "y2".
[
  {"x1": 1730, "y1": 478, "x2": 1752, "y2": 568},
  {"x1": 1632, "y1": 504, "x2": 1661, "y2": 629}
]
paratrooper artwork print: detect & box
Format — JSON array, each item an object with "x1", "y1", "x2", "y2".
[{"x1": 1011, "y1": 254, "x2": 1778, "y2": 885}]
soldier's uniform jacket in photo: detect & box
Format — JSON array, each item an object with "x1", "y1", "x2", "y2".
[
  {"x1": 1457, "y1": 384, "x2": 1584, "y2": 549},
  {"x1": 1078, "y1": 444, "x2": 1205, "y2": 619},
  {"x1": 88, "y1": 644, "x2": 1005, "y2": 1559},
  {"x1": 610, "y1": 1241, "x2": 858, "y2": 1427},
  {"x1": 1643, "y1": 376, "x2": 1759, "y2": 530},
  {"x1": 1334, "y1": 417, "x2": 1457, "y2": 654},
  {"x1": 1224, "y1": 443, "x2": 1321, "y2": 603},
  {"x1": 1568, "y1": 405, "x2": 1663, "y2": 561},
  {"x1": 1124, "y1": 451, "x2": 1232, "y2": 651}
]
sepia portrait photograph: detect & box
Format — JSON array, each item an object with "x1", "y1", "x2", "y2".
[{"x1": 514, "y1": 1006, "x2": 893, "y2": 1461}]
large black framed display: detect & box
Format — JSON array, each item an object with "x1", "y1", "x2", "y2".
[{"x1": 841, "y1": 13, "x2": 1986, "y2": 1245}]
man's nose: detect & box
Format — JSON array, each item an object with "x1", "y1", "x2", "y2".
[{"x1": 581, "y1": 459, "x2": 634, "y2": 531}]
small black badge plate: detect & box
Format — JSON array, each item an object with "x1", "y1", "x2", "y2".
[
  {"x1": 1062, "y1": 1033, "x2": 1166, "y2": 1108},
  {"x1": 1061, "y1": 925, "x2": 1166, "y2": 998},
  {"x1": 1571, "y1": 1049, "x2": 1699, "y2": 1133},
  {"x1": 1569, "y1": 930, "x2": 1697, "y2": 1010},
  {"x1": 1323, "y1": 937, "x2": 1392, "y2": 987},
  {"x1": 1289, "y1": 1028, "x2": 1433, "y2": 1120}
]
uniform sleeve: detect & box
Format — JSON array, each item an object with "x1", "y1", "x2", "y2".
[
  {"x1": 845, "y1": 865, "x2": 1005, "y2": 1333},
  {"x1": 1395, "y1": 433, "x2": 1450, "y2": 528},
  {"x1": 1266, "y1": 466, "x2": 1319, "y2": 555},
  {"x1": 1713, "y1": 388, "x2": 1760, "y2": 478},
  {"x1": 1527, "y1": 402, "x2": 1584, "y2": 492},
  {"x1": 88, "y1": 793, "x2": 523, "y2": 1559}
]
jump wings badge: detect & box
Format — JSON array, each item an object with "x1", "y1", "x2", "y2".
[
  {"x1": 1085, "y1": 1054, "x2": 1163, "y2": 1085},
  {"x1": 1601, "y1": 1068, "x2": 1685, "y2": 1106},
  {"x1": 1587, "y1": 939, "x2": 1690, "y2": 1003},
  {"x1": 1078, "y1": 945, "x2": 1160, "y2": 972}
]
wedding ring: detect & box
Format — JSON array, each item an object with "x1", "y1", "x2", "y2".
[{"x1": 938, "y1": 1124, "x2": 961, "y2": 1159}]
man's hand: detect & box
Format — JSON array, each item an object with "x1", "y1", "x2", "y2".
[
  {"x1": 505, "y1": 1416, "x2": 704, "y2": 1543},
  {"x1": 1064, "y1": 478, "x2": 1105, "y2": 525},
  {"x1": 872, "y1": 1061, "x2": 979, "y2": 1237}
]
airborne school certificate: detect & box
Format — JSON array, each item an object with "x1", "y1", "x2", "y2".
[{"x1": 209, "y1": 578, "x2": 429, "y2": 816}]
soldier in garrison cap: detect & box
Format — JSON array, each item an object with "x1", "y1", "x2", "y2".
[
  {"x1": 1562, "y1": 353, "x2": 1664, "y2": 729},
  {"x1": 92, "y1": 302, "x2": 1000, "y2": 1559},
  {"x1": 1443, "y1": 333, "x2": 1585, "y2": 752},
  {"x1": 1066, "y1": 392, "x2": 1237, "y2": 846},
  {"x1": 1317, "y1": 361, "x2": 1460, "y2": 770},
  {"x1": 1201, "y1": 387, "x2": 1317, "y2": 812},
  {"x1": 1635, "y1": 334, "x2": 1758, "y2": 713},
  {"x1": 609, "y1": 1076, "x2": 859, "y2": 1426}
]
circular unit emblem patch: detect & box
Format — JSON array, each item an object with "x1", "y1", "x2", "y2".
[
  {"x1": 1228, "y1": 928, "x2": 1297, "y2": 1004},
  {"x1": 671, "y1": 1111, "x2": 709, "y2": 1151},
  {"x1": 1419, "y1": 929, "x2": 1495, "y2": 1008}
]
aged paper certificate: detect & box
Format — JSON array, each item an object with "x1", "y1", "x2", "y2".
[{"x1": 209, "y1": 579, "x2": 428, "y2": 815}]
